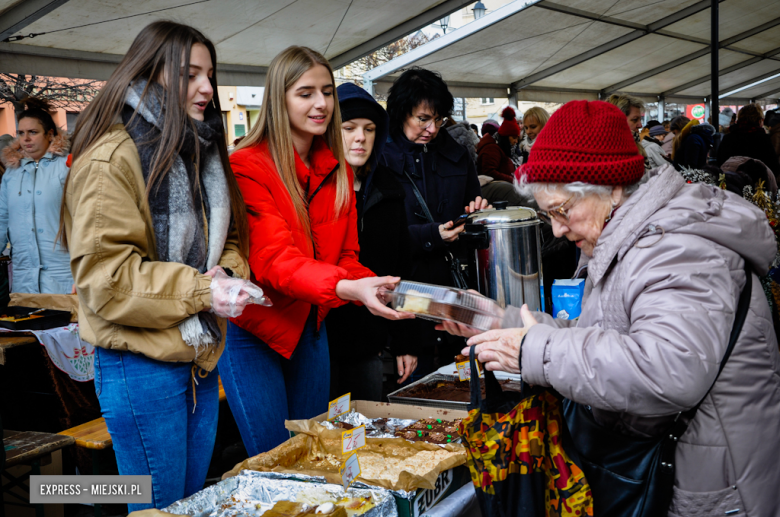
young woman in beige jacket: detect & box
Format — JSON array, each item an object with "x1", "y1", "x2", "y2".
[{"x1": 60, "y1": 21, "x2": 251, "y2": 510}]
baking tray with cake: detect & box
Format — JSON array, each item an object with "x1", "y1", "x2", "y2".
[
  {"x1": 0, "y1": 306, "x2": 72, "y2": 331},
  {"x1": 387, "y1": 373, "x2": 523, "y2": 411},
  {"x1": 381, "y1": 281, "x2": 503, "y2": 331},
  {"x1": 164, "y1": 470, "x2": 396, "y2": 517}
]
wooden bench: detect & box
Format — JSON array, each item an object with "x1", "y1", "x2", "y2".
[
  {"x1": 2, "y1": 431, "x2": 75, "y2": 517},
  {"x1": 58, "y1": 417, "x2": 112, "y2": 452}
]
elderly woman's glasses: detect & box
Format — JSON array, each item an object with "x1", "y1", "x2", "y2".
[
  {"x1": 416, "y1": 116, "x2": 447, "y2": 129},
  {"x1": 538, "y1": 195, "x2": 574, "y2": 225}
]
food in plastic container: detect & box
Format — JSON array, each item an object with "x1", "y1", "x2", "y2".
[{"x1": 383, "y1": 281, "x2": 504, "y2": 331}]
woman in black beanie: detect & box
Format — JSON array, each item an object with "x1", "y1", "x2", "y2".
[{"x1": 326, "y1": 83, "x2": 418, "y2": 400}]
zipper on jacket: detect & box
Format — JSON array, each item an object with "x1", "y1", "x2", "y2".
[
  {"x1": 31, "y1": 161, "x2": 43, "y2": 291},
  {"x1": 305, "y1": 164, "x2": 338, "y2": 343}
]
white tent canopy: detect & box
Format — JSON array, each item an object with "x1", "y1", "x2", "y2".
[
  {"x1": 365, "y1": 0, "x2": 780, "y2": 105},
  {"x1": 0, "y1": 0, "x2": 478, "y2": 85}
]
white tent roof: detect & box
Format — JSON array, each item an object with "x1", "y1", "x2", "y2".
[
  {"x1": 0, "y1": 0, "x2": 477, "y2": 85},
  {"x1": 365, "y1": 0, "x2": 780, "y2": 104}
]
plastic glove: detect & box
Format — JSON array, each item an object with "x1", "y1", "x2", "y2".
[{"x1": 209, "y1": 268, "x2": 272, "y2": 319}]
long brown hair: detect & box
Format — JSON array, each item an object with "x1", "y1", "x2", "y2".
[
  {"x1": 234, "y1": 46, "x2": 349, "y2": 237},
  {"x1": 58, "y1": 21, "x2": 248, "y2": 257}
]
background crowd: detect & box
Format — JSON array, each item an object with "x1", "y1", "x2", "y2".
[{"x1": 1, "y1": 18, "x2": 780, "y2": 515}]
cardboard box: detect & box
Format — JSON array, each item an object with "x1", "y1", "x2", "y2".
[
  {"x1": 309, "y1": 401, "x2": 472, "y2": 517},
  {"x1": 9, "y1": 293, "x2": 78, "y2": 323}
]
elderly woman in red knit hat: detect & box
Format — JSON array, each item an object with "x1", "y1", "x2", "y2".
[
  {"x1": 476, "y1": 107, "x2": 520, "y2": 182},
  {"x1": 441, "y1": 100, "x2": 780, "y2": 516}
]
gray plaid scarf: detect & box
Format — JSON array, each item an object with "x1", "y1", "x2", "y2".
[{"x1": 123, "y1": 79, "x2": 231, "y2": 352}]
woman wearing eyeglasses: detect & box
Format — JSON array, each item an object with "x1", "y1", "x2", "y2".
[
  {"x1": 380, "y1": 68, "x2": 486, "y2": 380},
  {"x1": 439, "y1": 100, "x2": 780, "y2": 516}
]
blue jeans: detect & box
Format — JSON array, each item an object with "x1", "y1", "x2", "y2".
[
  {"x1": 94, "y1": 347, "x2": 218, "y2": 511},
  {"x1": 218, "y1": 318, "x2": 329, "y2": 457}
]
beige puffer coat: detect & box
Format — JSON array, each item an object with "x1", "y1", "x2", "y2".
[
  {"x1": 506, "y1": 165, "x2": 780, "y2": 516},
  {"x1": 63, "y1": 125, "x2": 248, "y2": 371}
]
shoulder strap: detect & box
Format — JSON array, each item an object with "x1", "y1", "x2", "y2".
[
  {"x1": 682, "y1": 264, "x2": 753, "y2": 421},
  {"x1": 403, "y1": 170, "x2": 435, "y2": 223}
]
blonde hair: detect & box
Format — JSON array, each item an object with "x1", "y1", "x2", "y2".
[
  {"x1": 521, "y1": 106, "x2": 550, "y2": 129},
  {"x1": 235, "y1": 46, "x2": 349, "y2": 237},
  {"x1": 606, "y1": 93, "x2": 645, "y2": 117}
]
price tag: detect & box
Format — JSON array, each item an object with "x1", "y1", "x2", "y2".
[
  {"x1": 340, "y1": 452, "x2": 361, "y2": 489},
  {"x1": 328, "y1": 393, "x2": 351, "y2": 420},
  {"x1": 456, "y1": 361, "x2": 483, "y2": 381},
  {"x1": 341, "y1": 425, "x2": 366, "y2": 455}
]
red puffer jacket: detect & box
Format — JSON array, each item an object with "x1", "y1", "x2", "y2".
[{"x1": 230, "y1": 137, "x2": 375, "y2": 358}]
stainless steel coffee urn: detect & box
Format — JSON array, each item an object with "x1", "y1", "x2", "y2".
[{"x1": 461, "y1": 201, "x2": 544, "y2": 310}]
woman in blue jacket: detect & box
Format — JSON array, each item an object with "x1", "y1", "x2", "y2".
[
  {"x1": 380, "y1": 68, "x2": 486, "y2": 379},
  {"x1": 0, "y1": 98, "x2": 73, "y2": 294}
]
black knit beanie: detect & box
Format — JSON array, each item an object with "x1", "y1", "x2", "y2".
[{"x1": 340, "y1": 98, "x2": 382, "y2": 126}]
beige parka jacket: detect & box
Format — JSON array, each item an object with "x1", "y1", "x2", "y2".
[
  {"x1": 506, "y1": 165, "x2": 780, "y2": 516},
  {"x1": 63, "y1": 125, "x2": 248, "y2": 371}
]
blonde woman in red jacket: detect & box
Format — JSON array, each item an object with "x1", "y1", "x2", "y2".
[{"x1": 220, "y1": 46, "x2": 411, "y2": 456}]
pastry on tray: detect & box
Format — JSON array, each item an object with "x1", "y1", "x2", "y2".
[
  {"x1": 263, "y1": 501, "x2": 347, "y2": 517},
  {"x1": 394, "y1": 418, "x2": 462, "y2": 444}
]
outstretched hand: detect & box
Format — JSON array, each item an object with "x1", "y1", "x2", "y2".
[
  {"x1": 336, "y1": 276, "x2": 415, "y2": 321},
  {"x1": 459, "y1": 305, "x2": 538, "y2": 374}
]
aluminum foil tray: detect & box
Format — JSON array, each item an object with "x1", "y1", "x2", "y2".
[
  {"x1": 164, "y1": 470, "x2": 398, "y2": 517},
  {"x1": 387, "y1": 373, "x2": 523, "y2": 411},
  {"x1": 383, "y1": 281, "x2": 503, "y2": 331},
  {"x1": 321, "y1": 410, "x2": 417, "y2": 438}
]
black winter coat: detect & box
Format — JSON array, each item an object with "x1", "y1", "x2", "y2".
[
  {"x1": 717, "y1": 125, "x2": 780, "y2": 179},
  {"x1": 674, "y1": 124, "x2": 714, "y2": 170},
  {"x1": 380, "y1": 129, "x2": 482, "y2": 287},
  {"x1": 380, "y1": 129, "x2": 482, "y2": 350},
  {"x1": 325, "y1": 164, "x2": 414, "y2": 359}
]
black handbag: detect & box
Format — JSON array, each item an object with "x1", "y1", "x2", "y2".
[
  {"x1": 563, "y1": 264, "x2": 753, "y2": 516},
  {"x1": 402, "y1": 170, "x2": 468, "y2": 289}
]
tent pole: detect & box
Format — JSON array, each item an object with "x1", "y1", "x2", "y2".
[{"x1": 711, "y1": 0, "x2": 719, "y2": 127}]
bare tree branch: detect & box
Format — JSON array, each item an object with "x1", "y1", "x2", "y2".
[
  {"x1": 335, "y1": 31, "x2": 434, "y2": 97},
  {"x1": 0, "y1": 74, "x2": 103, "y2": 112}
]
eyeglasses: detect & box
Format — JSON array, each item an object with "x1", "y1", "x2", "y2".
[
  {"x1": 537, "y1": 195, "x2": 574, "y2": 225},
  {"x1": 416, "y1": 116, "x2": 448, "y2": 129}
]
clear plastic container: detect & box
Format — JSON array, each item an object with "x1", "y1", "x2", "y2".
[{"x1": 383, "y1": 281, "x2": 504, "y2": 331}]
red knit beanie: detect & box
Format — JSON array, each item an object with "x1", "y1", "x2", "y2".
[
  {"x1": 497, "y1": 107, "x2": 521, "y2": 137},
  {"x1": 517, "y1": 100, "x2": 644, "y2": 186}
]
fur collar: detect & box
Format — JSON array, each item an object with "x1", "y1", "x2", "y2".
[{"x1": 1, "y1": 131, "x2": 70, "y2": 168}]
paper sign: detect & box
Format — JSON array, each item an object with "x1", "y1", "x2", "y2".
[
  {"x1": 340, "y1": 452, "x2": 361, "y2": 489},
  {"x1": 456, "y1": 361, "x2": 484, "y2": 381},
  {"x1": 328, "y1": 393, "x2": 351, "y2": 420},
  {"x1": 341, "y1": 425, "x2": 366, "y2": 455}
]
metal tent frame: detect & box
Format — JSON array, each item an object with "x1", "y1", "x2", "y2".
[{"x1": 363, "y1": 0, "x2": 780, "y2": 112}]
